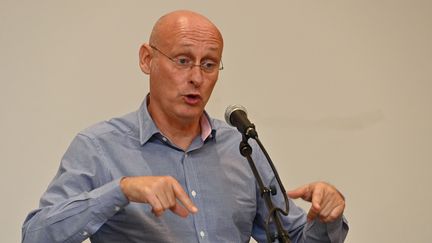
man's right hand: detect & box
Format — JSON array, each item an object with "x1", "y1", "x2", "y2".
[{"x1": 120, "y1": 176, "x2": 198, "y2": 218}]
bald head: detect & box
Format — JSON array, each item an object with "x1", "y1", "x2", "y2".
[
  {"x1": 149, "y1": 10, "x2": 223, "y2": 48},
  {"x1": 137, "y1": 10, "x2": 224, "y2": 140}
]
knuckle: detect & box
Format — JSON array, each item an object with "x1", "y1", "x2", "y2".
[
  {"x1": 168, "y1": 197, "x2": 176, "y2": 207},
  {"x1": 315, "y1": 181, "x2": 325, "y2": 188},
  {"x1": 153, "y1": 205, "x2": 163, "y2": 213},
  {"x1": 162, "y1": 176, "x2": 177, "y2": 186},
  {"x1": 169, "y1": 201, "x2": 176, "y2": 208},
  {"x1": 328, "y1": 190, "x2": 336, "y2": 198},
  {"x1": 156, "y1": 176, "x2": 167, "y2": 183},
  {"x1": 328, "y1": 214, "x2": 337, "y2": 221},
  {"x1": 142, "y1": 186, "x2": 153, "y2": 196}
]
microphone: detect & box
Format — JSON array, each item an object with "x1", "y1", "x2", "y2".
[{"x1": 224, "y1": 104, "x2": 258, "y2": 138}]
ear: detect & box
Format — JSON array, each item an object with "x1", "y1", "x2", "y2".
[{"x1": 139, "y1": 44, "x2": 152, "y2": 74}]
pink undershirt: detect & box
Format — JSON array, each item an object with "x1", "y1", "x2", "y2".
[{"x1": 199, "y1": 114, "x2": 212, "y2": 141}]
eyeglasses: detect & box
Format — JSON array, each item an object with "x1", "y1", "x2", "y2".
[{"x1": 150, "y1": 45, "x2": 223, "y2": 73}]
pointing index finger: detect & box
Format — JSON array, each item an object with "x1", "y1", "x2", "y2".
[
  {"x1": 171, "y1": 180, "x2": 198, "y2": 214},
  {"x1": 311, "y1": 185, "x2": 323, "y2": 212},
  {"x1": 287, "y1": 185, "x2": 307, "y2": 199}
]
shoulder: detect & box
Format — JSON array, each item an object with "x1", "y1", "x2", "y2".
[
  {"x1": 210, "y1": 117, "x2": 238, "y2": 134},
  {"x1": 209, "y1": 117, "x2": 244, "y2": 146},
  {"x1": 78, "y1": 111, "x2": 139, "y2": 141}
]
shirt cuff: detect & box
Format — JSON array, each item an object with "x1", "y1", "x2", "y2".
[
  {"x1": 305, "y1": 216, "x2": 349, "y2": 243},
  {"x1": 85, "y1": 178, "x2": 130, "y2": 234}
]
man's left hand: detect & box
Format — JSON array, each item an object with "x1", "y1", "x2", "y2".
[{"x1": 287, "y1": 182, "x2": 345, "y2": 223}]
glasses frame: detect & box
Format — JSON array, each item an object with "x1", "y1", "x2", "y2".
[{"x1": 150, "y1": 45, "x2": 224, "y2": 72}]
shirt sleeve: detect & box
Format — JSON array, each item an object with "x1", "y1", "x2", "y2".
[
  {"x1": 250, "y1": 142, "x2": 349, "y2": 243},
  {"x1": 22, "y1": 133, "x2": 129, "y2": 243}
]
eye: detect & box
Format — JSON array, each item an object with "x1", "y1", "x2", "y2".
[
  {"x1": 175, "y1": 56, "x2": 192, "y2": 66},
  {"x1": 201, "y1": 60, "x2": 217, "y2": 70}
]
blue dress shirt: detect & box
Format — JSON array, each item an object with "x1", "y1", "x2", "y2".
[{"x1": 22, "y1": 99, "x2": 348, "y2": 243}]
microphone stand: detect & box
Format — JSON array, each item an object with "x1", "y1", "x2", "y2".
[{"x1": 240, "y1": 127, "x2": 291, "y2": 243}]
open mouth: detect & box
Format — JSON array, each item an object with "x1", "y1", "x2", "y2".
[
  {"x1": 184, "y1": 94, "x2": 201, "y2": 105},
  {"x1": 186, "y1": 94, "x2": 200, "y2": 99}
]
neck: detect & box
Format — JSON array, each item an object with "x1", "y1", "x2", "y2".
[
  {"x1": 158, "y1": 116, "x2": 201, "y2": 150},
  {"x1": 148, "y1": 104, "x2": 201, "y2": 151}
]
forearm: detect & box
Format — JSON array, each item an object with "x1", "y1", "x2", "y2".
[{"x1": 22, "y1": 178, "x2": 129, "y2": 243}]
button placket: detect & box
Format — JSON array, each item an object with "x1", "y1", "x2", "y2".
[{"x1": 183, "y1": 150, "x2": 209, "y2": 242}]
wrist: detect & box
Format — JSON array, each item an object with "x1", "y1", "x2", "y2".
[{"x1": 120, "y1": 176, "x2": 131, "y2": 202}]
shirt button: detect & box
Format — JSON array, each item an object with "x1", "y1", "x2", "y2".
[
  {"x1": 185, "y1": 153, "x2": 188, "y2": 157},
  {"x1": 82, "y1": 231, "x2": 88, "y2": 236},
  {"x1": 191, "y1": 190, "x2": 197, "y2": 198},
  {"x1": 200, "y1": 230, "x2": 205, "y2": 238},
  {"x1": 114, "y1": 206, "x2": 120, "y2": 211},
  {"x1": 162, "y1": 137, "x2": 167, "y2": 142}
]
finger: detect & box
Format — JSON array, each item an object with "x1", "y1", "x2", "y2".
[
  {"x1": 311, "y1": 186, "x2": 324, "y2": 212},
  {"x1": 317, "y1": 191, "x2": 334, "y2": 216},
  {"x1": 157, "y1": 185, "x2": 176, "y2": 210},
  {"x1": 146, "y1": 194, "x2": 165, "y2": 217},
  {"x1": 318, "y1": 191, "x2": 339, "y2": 215},
  {"x1": 317, "y1": 198, "x2": 334, "y2": 221},
  {"x1": 172, "y1": 181, "x2": 198, "y2": 214},
  {"x1": 287, "y1": 185, "x2": 311, "y2": 201},
  {"x1": 164, "y1": 189, "x2": 177, "y2": 207},
  {"x1": 152, "y1": 208, "x2": 164, "y2": 217},
  {"x1": 322, "y1": 194, "x2": 345, "y2": 222},
  {"x1": 307, "y1": 206, "x2": 319, "y2": 222},
  {"x1": 322, "y1": 204, "x2": 345, "y2": 223},
  {"x1": 170, "y1": 201, "x2": 190, "y2": 218},
  {"x1": 154, "y1": 191, "x2": 170, "y2": 211}
]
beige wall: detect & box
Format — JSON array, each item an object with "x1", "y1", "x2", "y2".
[{"x1": 2, "y1": 1, "x2": 431, "y2": 242}]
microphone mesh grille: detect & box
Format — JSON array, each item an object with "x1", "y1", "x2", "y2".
[{"x1": 224, "y1": 104, "x2": 247, "y2": 126}]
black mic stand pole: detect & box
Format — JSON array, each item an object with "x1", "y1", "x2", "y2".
[{"x1": 239, "y1": 127, "x2": 291, "y2": 243}]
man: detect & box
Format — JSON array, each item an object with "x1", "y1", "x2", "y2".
[{"x1": 22, "y1": 10, "x2": 348, "y2": 242}]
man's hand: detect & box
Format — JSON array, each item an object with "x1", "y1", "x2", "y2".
[
  {"x1": 120, "y1": 176, "x2": 198, "y2": 218},
  {"x1": 287, "y1": 182, "x2": 345, "y2": 223}
]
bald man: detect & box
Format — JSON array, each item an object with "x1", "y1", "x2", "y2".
[{"x1": 22, "y1": 10, "x2": 348, "y2": 243}]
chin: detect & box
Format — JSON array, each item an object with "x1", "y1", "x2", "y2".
[{"x1": 177, "y1": 107, "x2": 204, "y2": 120}]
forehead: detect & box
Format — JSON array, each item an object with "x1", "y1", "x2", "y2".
[{"x1": 157, "y1": 16, "x2": 223, "y2": 54}]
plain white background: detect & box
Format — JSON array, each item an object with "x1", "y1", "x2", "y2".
[{"x1": 1, "y1": 1, "x2": 431, "y2": 242}]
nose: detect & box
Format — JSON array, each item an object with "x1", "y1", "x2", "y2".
[{"x1": 188, "y1": 65, "x2": 204, "y2": 87}]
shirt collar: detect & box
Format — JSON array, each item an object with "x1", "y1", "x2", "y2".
[{"x1": 138, "y1": 95, "x2": 215, "y2": 146}]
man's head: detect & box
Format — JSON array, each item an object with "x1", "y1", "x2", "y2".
[{"x1": 139, "y1": 10, "x2": 224, "y2": 126}]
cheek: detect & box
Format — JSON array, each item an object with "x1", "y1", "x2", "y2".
[
  {"x1": 207, "y1": 74, "x2": 218, "y2": 90},
  {"x1": 202, "y1": 79, "x2": 218, "y2": 99},
  {"x1": 151, "y1": 66, "x2": 185, "y2": 92}
]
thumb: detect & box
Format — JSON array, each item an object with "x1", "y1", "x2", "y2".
[{"x1": 287, "y1": 185, "x2": 309, "y2": 200}]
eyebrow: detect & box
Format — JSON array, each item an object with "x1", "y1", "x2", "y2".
[{"x1": 176, "y1": 43, "x2": 221, "y2": 52}]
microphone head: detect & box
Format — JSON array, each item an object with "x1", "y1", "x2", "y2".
[{"x1": 225, "y1": 104, "x2": 247, "y2": 126}]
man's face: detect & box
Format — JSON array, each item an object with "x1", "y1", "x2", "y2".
[{"x1": 147, "y1": 18, "x2": 223, "y2": 124}]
